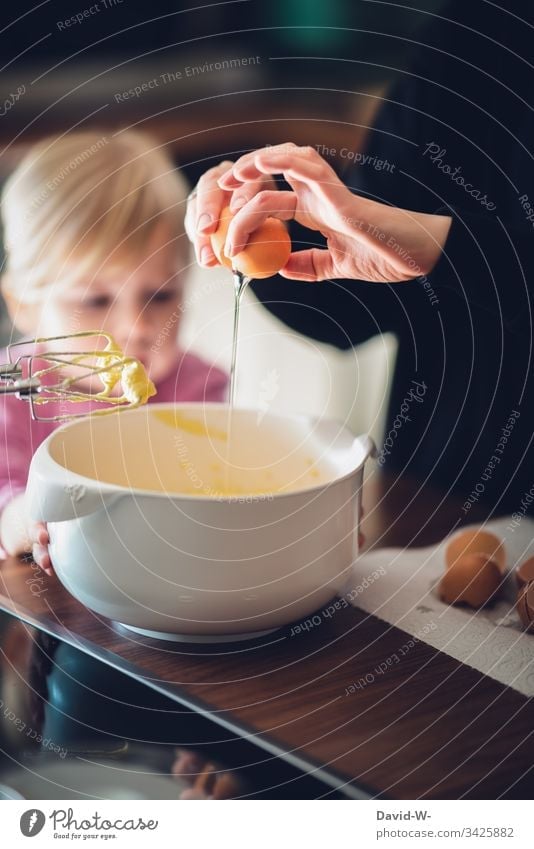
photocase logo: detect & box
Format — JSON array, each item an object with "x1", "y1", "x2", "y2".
[{"x1": 20, "y1": 809, "x2": 46, "y2": 837}]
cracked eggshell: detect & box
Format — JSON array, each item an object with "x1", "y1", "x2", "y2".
[
  {"x1": 516, "y1": 582, "x2": 534, "y2": 631},
  {"x1": 211, "y1": 205, "x2": 291, "y2": 279},
  {"x1": 439, "y1": 553, "x2": 502, "y2": 608},
  {"x1": 515, "y1": 556, "x2": 534, "y2": 588},
  {"x1": 445, "y1": 528, "x2": 506, "y2": 573}
]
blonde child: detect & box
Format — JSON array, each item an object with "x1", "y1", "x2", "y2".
[{"x1": 0, "y1": 130, "x2": 227, "y2": 572}]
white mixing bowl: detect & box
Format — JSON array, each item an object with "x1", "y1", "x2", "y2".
[{"x1": 26, "y1": 403, "x2": 375, "y2": 641}]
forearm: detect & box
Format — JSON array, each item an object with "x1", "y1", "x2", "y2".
[{"x1": 344, "y1": 197, "x2": 452, "y2": 278}]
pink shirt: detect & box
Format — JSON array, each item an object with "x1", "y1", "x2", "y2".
[{"x1": 0, "y1": 348, "x2": 228, "y2": 524}]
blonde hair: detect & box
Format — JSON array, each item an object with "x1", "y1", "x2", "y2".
[{"x1": 1, "y1": 129, "x2": 190, "y2": 304}]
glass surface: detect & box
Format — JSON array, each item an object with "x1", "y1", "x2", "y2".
[{"x1": 0, "y1": 609, "x2": 340, "y2": 798}]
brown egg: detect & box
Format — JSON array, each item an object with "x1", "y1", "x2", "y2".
[
  {"x1": 439, "y1": 553, "x2": 502, "y2": 608},
  {"x1": 445, "y1": 528, "x2": 506, "y2": 573},
  {"x1": 515, "y1": 556, "x2": 534, "y2": 588},
  {"x1": 516, "y1": 582, "x2": 534, "y2": 632},
  {"x1": 211, "y1": 205, "x2": 291, "y2": 279}
]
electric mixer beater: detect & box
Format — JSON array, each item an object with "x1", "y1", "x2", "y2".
[{"x1": 0, "y1": 331, "x2": 156, "y2": 422}]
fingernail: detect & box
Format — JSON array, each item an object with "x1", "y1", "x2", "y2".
[
  {"x1": 225, "y1": 240, "x2": 235, "y2": 258},
  {"x1": 231, "y1": 196, "x2": 246, "y2": 211},
  {"x1": 200, "y1": 246, "x2": 215, "y2": 264},
  {"x1": 197, "y1": 213, "x2": 213, "y2": 232}
]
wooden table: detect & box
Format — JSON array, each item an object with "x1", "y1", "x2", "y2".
[{"x1": 1, "y1": 473, "x2": 533, "y2": 800}]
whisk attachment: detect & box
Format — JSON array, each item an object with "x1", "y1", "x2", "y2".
[{"x1": 0, "y1": 332, "x2": 156, "y2": 422}]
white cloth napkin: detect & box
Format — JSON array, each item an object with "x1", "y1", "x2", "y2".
[{"x1": 346, "y1": 518, "x2": 534, "y2": 697}]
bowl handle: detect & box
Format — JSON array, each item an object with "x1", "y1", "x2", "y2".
[
  {"x1": 26, "y1": 451, "x2": 121, "y2": 522},
  {"x1": 354, "y1": 433, "x2": 377, "y2": 465}
]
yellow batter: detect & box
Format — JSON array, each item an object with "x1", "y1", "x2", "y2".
[
  {"x1": 33, "y1": 331, "x2": 156, "y2": 414},
  {"x1": 152, "y1": 409, "x2": 227, "y2": 440}
]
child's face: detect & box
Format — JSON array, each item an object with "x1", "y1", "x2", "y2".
[{"x1": 36, "y1": 236, "x2": 187, "y2": 385}]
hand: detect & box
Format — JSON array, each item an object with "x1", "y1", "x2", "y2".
[
  {"x1": 172, "y1": 748, "x2": 243, "y2": 799},
  {"x1": 215, "y1": 142, "x2": 452, "y2": 283},
  {"x1": 0, "y1": 494, "x2": 52, "y2": 575},
  {"x1": 30, "y1": 522, "x2": 52, "y2": 576},
  {"x1": 184, "y1": 159, "x2": 276, "y2": 268}
]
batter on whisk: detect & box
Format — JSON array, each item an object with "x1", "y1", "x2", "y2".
[
  {"x1": 0, "y1": 130, "x2": 228, "y2": 573},
  {"x1": 0, "y1": 330, "x2": 157, "y2": 419}
]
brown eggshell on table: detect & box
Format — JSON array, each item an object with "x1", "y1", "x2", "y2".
[
  {"x1": 516, "y1": 583, "x2": 534, "y2": 631},
  {"x1": 439, "y1": 553, "x2": 502, "y2": 608},
  {"x1": 211, "y1": 204, "x2": 291, "y2": 279},
  {"x1": 445, "y1": 528, "x2": 506, "y2": 573},
  {"x1": 515, "y1": 556, "x2": 534, "y2": 588}
]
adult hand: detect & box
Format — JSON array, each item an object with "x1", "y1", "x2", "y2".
[
  {"x1": 213, "y1": 142, "x2": 451, "y2": 283},
  {"x1": 184, "y1": 160, "x2": 276, "y2": 269}
]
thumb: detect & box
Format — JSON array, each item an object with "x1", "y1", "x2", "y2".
[{"x1": 279, "y1": 248, "x2": 336, "y2": 282}]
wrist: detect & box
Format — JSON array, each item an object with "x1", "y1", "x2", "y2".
[
  {"x1": 416, "y1": 212, "x2": 452, "y2": 274},
  {"x1": 371, "y1": 205, "x2": 452, "y2": 277}
]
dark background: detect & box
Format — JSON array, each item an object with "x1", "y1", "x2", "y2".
[{"x1": 0, "y1": 0, "x2": 448, "y2": 173}]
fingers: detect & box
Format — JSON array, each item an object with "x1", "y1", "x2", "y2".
[
  {"x1": 243, "y1": 153, "x2": 326, "y2": 186},
  {"x1": 29, "y1": 522, "x2": 53, "y2": 576},
  {"x1": 280, "y1": 248, "x2": 336, "y2": 282},
  {"x1": 171, "y1": 749, "x2": 205, "y2": 777},
  {"x1": 252, "y1": 153, "x2": 344, "y2": 214},
  {"x1": 225, "y1": 190, "x2": 297, "y2": 256},
  {"x1": 185, "y1": 159, "x2": 279, "y2": 268},
  {"x1": 185, "y1": 160, "x2": 234, "y2": 268},
  {"x1": 228, "y1": 174, "x2": 276, "y2": 214},
  {"x1": 218, "y1": 143, "x2": 299, "y2": 187},
  {"x1": 195, "y1": 161, "x2": 233, "y2": 233},
  {"x1": 219, "y1": 144, "x2": 338, "y2": 197},
  {"x1": 179, "y1": 787, "x2": 210, "y2": 800},
  {"x1": 35, "y1": 522, "x2": 49, "y2": 547},
  {"x1": 32, "y1": 543, "x2": 52, "y2": 576}
]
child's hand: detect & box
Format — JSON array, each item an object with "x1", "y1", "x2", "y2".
[
  {"x1": 0, "y1": 494, "x2": 53, "y2": 576},
  {"x1": 171, "y1": 748, "x2": 243, "y2": 799},
  {"x1": 30, "y1": 522, "x2": 52, "y2": 576}
]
